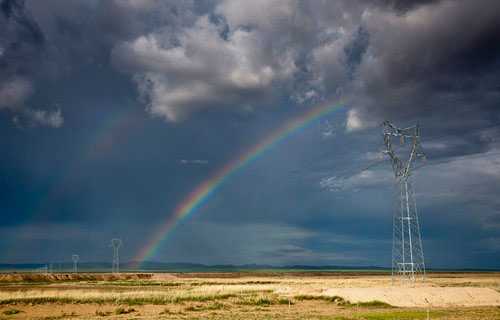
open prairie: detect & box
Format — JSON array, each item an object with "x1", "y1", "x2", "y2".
[{"x1": 0, "y1": 272, "x2": 499, "y2": 319}]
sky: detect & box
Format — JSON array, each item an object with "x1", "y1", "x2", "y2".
[{"x1": 1, "y1": 0, "x2": 500, "y2": 269}]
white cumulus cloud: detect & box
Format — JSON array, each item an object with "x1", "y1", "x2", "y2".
[{"x1": 113, "y1": 14, "x2": 297, "y2": 121}]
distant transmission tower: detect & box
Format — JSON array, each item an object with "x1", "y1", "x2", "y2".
[
  {"x1": 383, "y1": 121, "x2": 426, "y2": 282},
  {"x1": 111, "y1": 239, "x2": 122, "y2": 274},
  {"x1": 72, "y1": 254, "x2": 80, "y2": 273}
]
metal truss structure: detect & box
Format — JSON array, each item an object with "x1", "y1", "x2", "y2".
[
  {"x1": 111, "y1": 238, "x2": 122, "y2": 274},
  {"x1": 72, "y1": 254, "x2": 79, "y2": 273},
  {"x1": 383, "y1": 121, "x2": 426, "y2": 282}
]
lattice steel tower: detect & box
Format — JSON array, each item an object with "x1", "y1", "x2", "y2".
[
  {"x1": 111, "y1": 239, "x2": 122, "y2": 274},
  {"x1": 383, "y1": 121, "x2": 426, "y2": 282},
  {"x1": 72, "y1": 254, "x2": 79, "y2": 273}
]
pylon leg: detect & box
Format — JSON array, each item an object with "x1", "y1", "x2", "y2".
[{"x1": 392, "y1": 177, "x2": 425, "y2": 282}]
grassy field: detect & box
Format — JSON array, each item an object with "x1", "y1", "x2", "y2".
[{"x1": 0, "y1": 272, "x2": 499, "y2": 319}]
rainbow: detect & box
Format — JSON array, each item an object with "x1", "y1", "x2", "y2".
[{"x1": 134, "y1": 102, "x2": 344, "y2": 264}]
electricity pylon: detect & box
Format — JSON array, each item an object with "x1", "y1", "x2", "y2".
[
  {"x1": 72, "y1": 254, "x2": 79, "y2": 273},
  {"x1": 383, "y1": 121, "x2": 426, "y2": 282},
  {"x1": 111, "y1": 239, "x2": 122, "y2": 274}
]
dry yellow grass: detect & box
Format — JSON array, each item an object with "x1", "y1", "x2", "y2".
[
  {"x1": 2, "y1": 273, "x2": 500, "y2": 307},
  {"x1": 0, "y1": 273, "x2": 499, "y2": 319}
]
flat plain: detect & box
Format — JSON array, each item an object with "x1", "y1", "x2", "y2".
[{"x1": 0, "y1": 272, "x2": 499, "y2": 319}]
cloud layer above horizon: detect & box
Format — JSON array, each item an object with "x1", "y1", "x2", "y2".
[{"x1": 0, "y1": 0, "x2": 496, "y2": 128}]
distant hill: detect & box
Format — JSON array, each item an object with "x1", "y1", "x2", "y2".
[
  {"x1": 135, "y1": 261, "x2": 388, "y2": 272},
  {"x1": 0, "y1": 261, "x2": 388, "y2": 273},
  {"x1": 0, "y1": 262, "x2": 497, "y2": 273}
]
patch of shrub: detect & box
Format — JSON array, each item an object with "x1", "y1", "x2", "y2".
[
  {"x1": 184, "y1": 305, "x2": 203, "y2": 312},
  {"x1": 100, "y1": 281, "x2": 181, "y2": 287},
  {"x1": 42, "y1": 314, "x2": 77, "y2": 320},
  {"x1": 238, "y1": 297, "x2": 273, "y2": 306},
  {"x1": 184, "y1": 302, "x2": 225, "y2": 312},
  {"x1": 3, "y1": 308, "x2": 22, "y2": 315},
  {"x1": 114, "y1": 307, "x2": 135, "y2": 314},
  {"x1": 95, "y1": 310, "x2": 111, "y2": 316},
  {"x1": 356, "y1": 300, "x2": 393, "y2": 308},
  {"x1": 278, "y1": 298, "x2": 294, "y2": 305},
  {"x1": 294, "y1": 295, "x2": 348, "y2": 305},
  {"x1": 159, "y1": 308, "x2": 174, "y2": 315},
  {"x1": 207, "y1": 302, "x2": 225, "y2": 310}
]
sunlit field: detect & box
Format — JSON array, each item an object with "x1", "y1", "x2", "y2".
[{"x1": 0, "y1": 272, "x2": 499, "y2": 319}]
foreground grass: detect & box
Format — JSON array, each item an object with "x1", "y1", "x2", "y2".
[
  {"x1": 0, "y1": 292, "x2": 238, "y2": 306},
  {"x1": 294, "y1": 295, "x2": 392, "y2": 308},
  {"x1": 295, "y1": 294, "x2": 347, "y2": 303},
  {"x1": 97, "y1": 280, "x2": 182, "y2": 287},
  {"x1": 332, "y1": 310, "x2": 449, "y2": 320},
  {"x1": 185, "y1": 302, "x2": 226, "y2": 311},
  {"x1": 1, "y1": 273, "x2": 499, "y2": 319},
  {"x1": 0, "y1": 296, "x2": 498, "y2": 319},
  {"x1": 355, "y1": 300, "x2": 393, "y2": 308}
]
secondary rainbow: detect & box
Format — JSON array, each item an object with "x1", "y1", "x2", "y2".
[{"x1": 135, "y1": 102, "x2": 344, "y2": 264}]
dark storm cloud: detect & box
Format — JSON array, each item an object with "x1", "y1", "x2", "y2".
[
  {"x1": 27, "y1": 0, "x2": 202, "y2": 58},
  {"x1": 0, "y1": 0, "x2": 43, "y2": 105},
  {"x1": 346, "y1": 0, "x2": 500, "y2": 133},
  {"x1": 0, "y1": 0, "x2": 204, "y2": 124},
  {"x1": 1, "y1": 0, "x2": 43, "y2": 43},
  {"x1": 371, "y1": 0, "x2": 442, "y2": 12},
  {"x1": 1, "y1": 0, "x2": 498, "y2": 132},
  {"x1": 0, "y1": 0, "x2": 64, "y2": 126}
]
